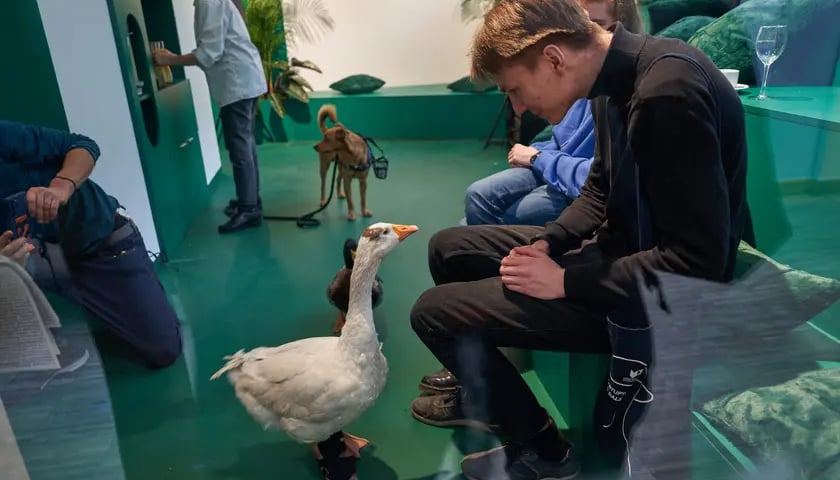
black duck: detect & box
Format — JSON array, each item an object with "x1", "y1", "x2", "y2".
[{"x1": 327, "y1": 238, "x2": 383, "y2": 333}]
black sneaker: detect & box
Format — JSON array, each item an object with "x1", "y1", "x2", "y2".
[
  {"x1": 218, "y1": 210, "x2": 262, "y2": 234},
  {"x1": 461, "y1": 441, "x2": 580, "y2": 480},
  {"x1": 224, "y1": 199, "x2": 238, "y2": 217},
  {"x1": 410, "y1": 390, "x2": 498, "y2": 433},
  {"x1": 224, "y1": 198, "x2": 263, "y2": 217},
  {"x1": 420, "y1": 368, "x2": 459, "y2": 393}
]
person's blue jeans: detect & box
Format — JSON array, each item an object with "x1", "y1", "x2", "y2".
[
  {"x1": 220, "y1": 97, "x2": 261, "y2": 211},
  {"x1": 463, "y1": 167, "x2": 570, "y2": 226},
  {"x1": 30, "y1": 217, "x2": 182, "y2": 369}
]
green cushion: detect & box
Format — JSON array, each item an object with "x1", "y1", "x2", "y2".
[
  {"x1": 446, "y1": 75, "x2": 497, "y2": 93},
  {"x1": 687, "y1": 0, "x2": 840, "y2": 86},
  {"x1": 329, "y1": 74, "x2": 385, "y2": 95},
  {"x1": 655, "y1": 15, "x2": 716, "y2": 42},
  {"x1": 530, "y1": 124, "x2": 554, "y2": 144},
  {"x1": 700, "y1": 367, "x2": 840, "y2": 479},
  {"x1": 646, "y1": 0, "x2": 733, "y2": 34},
  {"x1": 693, "y1": 242, "x2": 840, "y2": 344},
  {"x1": 733, "y1": 242, "x2": 840, "y2": 318},
  {"x1": 687, "y1": 0, "x2": 779, "y2": 86}
]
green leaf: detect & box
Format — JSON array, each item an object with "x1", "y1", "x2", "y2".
[
  {"x1": 267, "y1": 92, "x2": 285, "y2": 118},
  {"x1": 288, "y1": 82, "x2": 311, "y2": 102},
  {"x1": 288, "y1": 73, "x2": 313, "y2": 91},
  {"x1": 290, "y1": 58, "x2": 322, "y2": 73}
]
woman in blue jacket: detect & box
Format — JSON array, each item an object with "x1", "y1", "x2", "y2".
[{"x1": 464, "y1": 97, "x2": 595, "y2": 225}]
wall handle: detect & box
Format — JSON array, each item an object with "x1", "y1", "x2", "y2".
[{"x1": 179, "y1": 136, "x2": 195, "y2": 148}]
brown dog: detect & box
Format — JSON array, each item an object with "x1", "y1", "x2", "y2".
[{"x1": 314, "y1": 104, "x2": 373, "y2": 221}]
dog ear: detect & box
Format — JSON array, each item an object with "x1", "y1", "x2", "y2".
[{"x1": 335, "y1": 127, "x2": 346, "y2": 139}]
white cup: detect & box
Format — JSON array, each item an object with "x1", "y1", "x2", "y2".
[{"x1": 720, "y1": 68, "x2": 739, "y2": 87}]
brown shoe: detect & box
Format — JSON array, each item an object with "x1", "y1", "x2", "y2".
[
  {"x1": 410, "y1": 390, "x2": 499, "y2": 433},
  {"x1": 419, "y1": 368, "x2": 459, "y2": 393}
]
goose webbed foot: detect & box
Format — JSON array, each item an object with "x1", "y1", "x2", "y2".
[
  {"x1": 312, "y1": 431, "x2": 366, "y2": 480},
  {"x1": 342, "y1": 432, "x2": 369, "y2": 458}
]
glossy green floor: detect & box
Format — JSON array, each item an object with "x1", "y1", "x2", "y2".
[{"x1": 105, "y1": 139, "x2": 521, "y2": 480}]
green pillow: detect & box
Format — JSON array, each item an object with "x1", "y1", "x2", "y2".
[
  {"x1": 646, "y1": 0, "x2": 733, "y2": 34},
  {"x1": 700, "y1": 367, "x2": 840, "y2": 479},
  {"x1": 697, "y1": 242, "x2": 840, "y2": 343},
  {"x1": 655, "y1": 15, "x2": 717, "y2": 42},
  {"x1": 446, "y1": 75, "x2": 497, "y2": 93},
  {"x1": 687, "y1": 0, "x2": 828, "y2": 86},
  {"x1": 329, "y1": 74, "x2": 385, "y2": 95}
]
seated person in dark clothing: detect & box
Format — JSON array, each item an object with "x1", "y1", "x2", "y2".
[
  {"x1": 0, "y1": 120, "x2": 182, "y2": 369},
  {"x1": 408, "y1": 0, "x2": 749, "y2": 478}
]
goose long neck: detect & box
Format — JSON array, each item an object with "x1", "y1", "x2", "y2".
[{"x1": 340, "y1": 249, "x2": 381, "y2": 347}]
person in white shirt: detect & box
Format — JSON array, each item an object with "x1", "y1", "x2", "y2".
[{"x1": 154, "y1": 0, "x2": 267, "y2": 234}]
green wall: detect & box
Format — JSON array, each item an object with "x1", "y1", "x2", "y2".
[{"x1": 0, "y1": 1, "x2": 67, "y2": 129}]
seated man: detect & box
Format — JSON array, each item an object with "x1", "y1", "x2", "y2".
[
  {"x1": 0, "y1": 120, "x2": 182, "y2": 369},
  {"x1": 409, "y1": 0, "x2": 748, "y2": 478},
  {"x1": 421, "y1": 0, "x2": 644, "y2": 400},
  {"x1": 463, "y1": 98, "x2": 594, "y2": 226}
]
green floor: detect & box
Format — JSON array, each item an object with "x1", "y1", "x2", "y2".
[
  {"x1": 104, "y1": 139, "x2": 516, "y2": 480},
  {"x1": 5, "y1": 139, "x2": 840, "y2": 479}
]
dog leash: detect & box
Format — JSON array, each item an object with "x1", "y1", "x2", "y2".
[
  {"x1": 262, "y1": 158, "x2": 340, "y2": 228},
  {"x1": 261, "y1": 135, "x2": 389, "y2": 228}
]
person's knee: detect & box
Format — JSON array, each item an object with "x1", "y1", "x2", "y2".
[
  {"x1": 428, "y1": 226, "x2": 470, "y2": 270},
  {"x1": 428, "y1": 226, "x2": 465, "y2": 257},
  {"x1": 133, "y1": 313, "x2": 182, "y2": 369},
  {"x1": 141, "y1": 331, "x2": 183, "y2": 369},
  {"x1": 464, "y1": 180, "x2": 487, "y2": 209},
  {"x1": 410, "y1": 287, "x2": 450, "y2": 337},
  {"x1": 464, "y1": 180, "x2": 493, "y2": 224}
]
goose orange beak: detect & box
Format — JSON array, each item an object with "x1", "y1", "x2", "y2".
[{"x1": 392, "y1": 224, "x2": 418, "y2": 241}]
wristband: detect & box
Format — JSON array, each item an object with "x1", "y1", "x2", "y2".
[{"x1": 54, "y1": 175, "x2": 78, "y2": 191}]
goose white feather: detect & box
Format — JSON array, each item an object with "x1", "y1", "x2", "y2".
[{"x1": 210, "y1": 222, "x2": 417, "y2": 445}]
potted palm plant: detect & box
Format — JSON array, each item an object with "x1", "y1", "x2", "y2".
[{"x1": 243, "y1": 0, "x2": 333, "y2": 140}]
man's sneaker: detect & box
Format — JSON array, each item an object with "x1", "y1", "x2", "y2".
[
  {"x1": 224, "y1": 198, "x2": 263, "y2": 217},
  {"x1": 410, "y1": 390, "x2": 498, "y2": 433},
  {"x1": 461, "y1": 441, "x2": 580, "y2": 480},
  {"x1": 419, "y1": 368, "x2": 459, "y2": 393}
]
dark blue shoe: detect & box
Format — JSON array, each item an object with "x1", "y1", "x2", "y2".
[{"x1": 461, "y1": 441, "x2": 580, "y2": 480}]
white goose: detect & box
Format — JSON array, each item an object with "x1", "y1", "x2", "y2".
[{"x1": 210, "y1": 222, "x2": 418, "y2": 480}]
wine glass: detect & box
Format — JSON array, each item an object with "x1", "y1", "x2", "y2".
[{"x1": 754, "y1": 25, "x2": 788, "y2": 100}]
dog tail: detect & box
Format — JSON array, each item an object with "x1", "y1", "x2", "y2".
[{"x1": 318, "y1": 104, "x2": 338, "y2": 134}]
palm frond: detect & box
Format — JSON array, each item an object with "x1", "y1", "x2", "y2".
[
  {"x1": 244, "y1": 0, "x2": 323, "y2": 115},
  {"x1": 283, "y1": 0, "x2": 335, "y2": 47},
  {"x1": 460, "y1": 0, "x2": 499, "y2": 23},
  {"x1": 245, "y1": 0, "x2": 285, "y2": 88}
]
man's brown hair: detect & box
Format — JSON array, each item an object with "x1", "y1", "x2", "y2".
[{"x1": 470, "y1": 0, "x2": 598, "y2": 82}]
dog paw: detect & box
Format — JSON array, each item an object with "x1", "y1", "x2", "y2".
[
  {"x1": 338, "y1": 192, "x2": 346, "y2": 200},
  {"x1": 347, "y1": 212, "x2": 357, "y2": 221},
  {"x1": 362, "y1": 209, "x2": 373, "y2": 217},
  {"x1": 320, "y1": 199, "x2": 327, "y2": 207}
]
